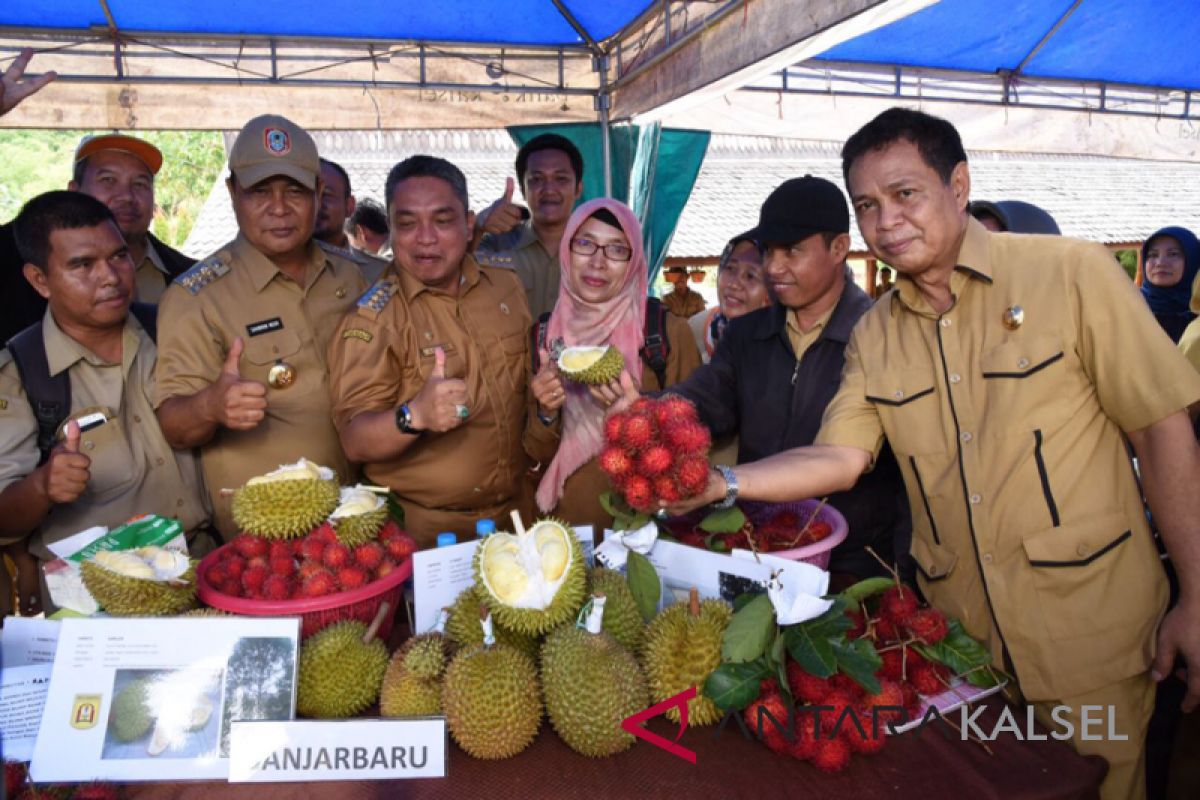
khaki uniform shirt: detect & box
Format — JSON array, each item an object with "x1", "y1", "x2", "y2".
[
  {"x1": 1178, "y1": 317, "x2": 1200, "y2": 372},
  {"x1": 815, "y1": 218, "x2": 1200, "y2": 700},
  {"x1": 134, "y1": 239, "x2": 170, "y2": 304},
  {"x1": 785, "y1": 306, "x2": 835, "y2": 363},
  {"x1": 0, "y1": 310, "x2": 208, "y2": 560},
  {"x1": 316, "y1": 239, "x2": 390, "y2": 286},
  {"x1": 476, "y1": 221, "x2": 561, "y2": 320},
  {"x1": 662, "y1": 287, "x2": 707, "y2": 319},
  {"x1": 155, "y1": 235, "x2": 365, "y2": 535}
]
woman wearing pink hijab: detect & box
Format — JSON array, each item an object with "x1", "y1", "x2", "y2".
[{"x1": 530, "y1": 198, "x2": 701, "y2": 529}]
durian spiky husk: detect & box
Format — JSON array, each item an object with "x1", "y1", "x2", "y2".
[
  {"x1": 233, "y1": 460, "x2": 339, "y2": 539},
  {"x1": 110, "y1": 678, "x2": 154, "y2": 742},
  {"x1": 557, "y1": 346, "x2": 625, "y2": 385},
  {"x1": 473, "y1": 518, "x2": 587, "y2": 637},
  {"x1": 642, "y1": 597, "x2": 732, "y2": 726},
  {"x1": 380, "y1": 635, "x2": 446, "y2": 718},
  {"x1": 446, "y1": 586, "x2": 541, "y2": 661},
  {"x1": 588, "y1": 568, "x2": 646, "y2": 654},
  {"x1": 541, "y1": 624, "x2": 647, "y2": 757},
  {"x1": 297, "y1": 621, "x2": 388, "y2": 718},
  {"x1": 442, "y1": 642, "x2": 542, "y2": 759},
  {"x1": 180, "y1": 607, "x2": 229, "y2": 617},
  {"x1": 329, "y1": 485, "x2": 388, "y2": 546},
  {"x1": 82, "y1": 559, "x2": 198, "y2": 616},
  {"x1": 401, "y1": 633, "x2": 449, "y2": 681}
]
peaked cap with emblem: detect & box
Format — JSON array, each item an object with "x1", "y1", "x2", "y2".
[{"x1": 230, "y1": 114, "x2": 319, "y2": 190}]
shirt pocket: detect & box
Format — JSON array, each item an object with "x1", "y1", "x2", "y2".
[
  {"x1": 242, "y1": 329, "x2": 303, "y2": 375},
  {"x1": 75, "y1": 413, "x2": 139, "y2": 501},
  {"x1": 864, "y1": 367, "x2": 942, "y2": 455},
  {"x1": 1020, "y1": 511, "x2": 1149, "y2": 641},
  {"x1": 910, "y1": 534, "x2": 958, "y2": 583},
  {"x1": 979, "y1": 334, "x2": 1068, "y2": 431}
]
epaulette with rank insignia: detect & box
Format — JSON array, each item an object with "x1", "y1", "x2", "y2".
[
  {"x1": 174, "y1": 251, "x2": 231, "y2": 295},
  {"x1": 355, "y1": 276, "x2": 399, "y2": 318}
]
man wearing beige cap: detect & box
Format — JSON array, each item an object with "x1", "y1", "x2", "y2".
[{"x1": 153, "y1": 115, "x2": 365, "y2": 536}]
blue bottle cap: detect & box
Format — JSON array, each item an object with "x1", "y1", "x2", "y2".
[
  {"x1": 475, "y1": 518, "x2": 496, "y2": 537},
  {"x1": 436, "y1": 532, "x2": 457, "y2": 548}
]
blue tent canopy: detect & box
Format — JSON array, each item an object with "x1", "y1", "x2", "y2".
[
  {"x1": 815, "y1": 0, "x2": 1200, "y2": 91},
  {"x1": 6, "y1": 0, "x2": 653, "y2": 47}
]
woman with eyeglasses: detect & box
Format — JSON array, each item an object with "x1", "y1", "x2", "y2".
[
  {"x1": 689, "y1": 232, "x2": 771, "y2": 364},
  {"x1": 529, "y1": 198, "x2": 702, "y2": 529}
]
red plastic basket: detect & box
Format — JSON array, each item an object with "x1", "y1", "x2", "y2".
[
  {"x1": 664, "y1": 499, "x2": 848, "y2": 570},
  {"x1": 196, "y1": 544, "x2": 412, "y2": 640}
]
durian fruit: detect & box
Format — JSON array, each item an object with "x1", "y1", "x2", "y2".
[
  {"x1": 297, "y1": 606, "x2": 390, "y2": 718},
  {"x1": 541, "y1": 595, "x2": 648, "y2": 757},
  {"x1": 588, "y1": 568, "x2": 646, "y2": 654},
  {"x1": 473, "y1": 512, "x2": 586, "y2": 637},
  {"x1": 82, "y1": 547, "x2": 198, "y2": 616},
  {"x1": 642, "y1": 588, "x2": 732, "y2": 727},
  {"x1": 446, "y1": 585, "x2": 540, "y2": 661},
  {"x1": 381, "y1": 611, "x2": 450, "y2": 718},
  {"x1": 232, "y1": 459, "x2": 339, "y2": 539},
  {"x1": 442, "y1": 609, "x2": 542, "y2": 759},
  {"x1": 109, "y1": 678, "x2": 154, "y2": 742},
  {"x1": 180, "y1": 608, "x2": 228, "y2": 617},
  {"x1": 329, "y1": 485, "x2": 388, "y2": 546},
  {"x1": 557, "y1": 345, "x2": 625, "y2": 385}
]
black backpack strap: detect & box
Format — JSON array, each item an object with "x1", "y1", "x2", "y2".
[
  {"x1": 640, "y1": 297, "x2": 671, "y2": 388},
  {"x1": 6, "y1": 321, "x2": 71, "y2": 466},
  {"x1": 531, "y1": 311, "x2": 552, "y2": 373},
  {"x1": 129, "y1": 301, "x2": 158, "y2": 342}
]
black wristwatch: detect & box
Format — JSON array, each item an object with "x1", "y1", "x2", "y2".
[{"x1": 395, "y1": 402, "x2": 425, "y2": 435}]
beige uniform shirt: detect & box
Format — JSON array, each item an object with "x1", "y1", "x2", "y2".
[
  {"x1": 815, "y1": 218, "x2": 1200, "y2": 700},
  {"x1": 662, "y1": 287, "x2": 707, "y2": 319},
  {"x1": 316, "y1": 239, "x2": 390, "y2": 286},
  {"x1": 328, "y1": 259, "x2": 556, "y2": 545},
  {"x1": 154, "y1": 235, "x2": 365, "y2": 535},
  {"x1": 785, "y1": 306, "x2": 835, "y2": 363},
  {"x1": 0, "y1": 310, "x2": 208, "y2": 559},
  {"x1": 476, "y1": 221, "x2": 561, "y2": 320},
  {"x1": 133, "y1": 239, "x2": 170, "y2": 304},
  {"x1": 1178, "y1": 316, "x2": 1200, "y2": 372}
]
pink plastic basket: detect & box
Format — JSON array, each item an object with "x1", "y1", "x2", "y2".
[
  {"x1": 665, "y1": 499, "x2": 848, "y2": 570},
  {"x1": 196, "y1": 544, "x2": 412, "y2": 640}
]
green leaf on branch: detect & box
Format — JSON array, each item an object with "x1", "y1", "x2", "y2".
[
  {"x1": 722, "y1": 594, "x2": 774, "y2": 663},
  {"x1": 625, "y1": 551, "x2": 661, "y2": 622},
  {"x1": 911, "y1": 620, "x2": 998, "y2": 687},
  {"x1": 839, "y1": 576, "x2": 895, "y2": 613},
  {"x1": 803, "y1": 598, "x2": 853, "y2": 639},
  {"x1": 703, "y1": 659, "x2": 770, "y2": 712},
  {"x1": 784, "y1": 625, "x2": 836, "y2": 678},
  {"x1": 832, "y1": 638, "x2": 882, "y2": 696},
  {"x1": 700, "y1": 507, "x2": 746, "y2": 534}
]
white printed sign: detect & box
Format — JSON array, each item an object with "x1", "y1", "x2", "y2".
[{"x1": 228, "y1": 719, "x2": 447, "y2": 782}]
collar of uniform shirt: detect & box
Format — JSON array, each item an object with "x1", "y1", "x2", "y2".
[
  {"x1": 397, "y1": 254, "x2": 488, "y2": 302},
  {"x1": 43, "y1": 305, "x2": 143, "y2": 378},
  {"x1": 232, "y1": 234, "x2": 330, "y2": 293},
  {"x1": 142, "y1": 237, "x2": 168, "y2": 276},
  {"x1": 892, "y1": 216, "x2": 995, "y2": 318}
]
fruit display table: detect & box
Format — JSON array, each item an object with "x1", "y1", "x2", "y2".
[{"x1": 127, "y1": 700, "x2": 1104, "y2": 800}]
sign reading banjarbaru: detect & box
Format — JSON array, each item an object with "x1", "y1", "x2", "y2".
[{"x1": 228, "y1": 719, "x2": 447, "y2": 782}]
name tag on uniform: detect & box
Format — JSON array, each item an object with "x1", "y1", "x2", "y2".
[{"x1": 246, "y1": 318, "x2": 284, "y2": 337}]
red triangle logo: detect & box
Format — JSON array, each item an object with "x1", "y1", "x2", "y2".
[{"x1": 620, "y1": 686, "x2": 698, "y2": 764}]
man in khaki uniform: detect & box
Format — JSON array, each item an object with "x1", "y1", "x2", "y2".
[
  {"x1": 328, "y1": 155, "x2": 559, "y2": 547},
  {"x1": 661, "y1": 266, "x2": 707, "y2": 318},
  {"x1": 672, "y1": 108, "x2": 1200, "y2": 800},
  {"x1": 314, "y1": 158, "x2": 388, "y2": 285},
  {"x1": 154, "y1": 115, "x2": 365, "y2": 536},
  {"x1": 0, "y1": 192, "x2": 209, "y2": 613},
  {"x1": 474, "y1": 134, "x2": 585, "y2": 319}
]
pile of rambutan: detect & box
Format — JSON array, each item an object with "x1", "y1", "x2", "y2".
[
  {"x1": 203, "y1": 520, "x2": 417, "y2": 602},
  {"x1": 598, "y1": 394, "x2": 712, "y2": 512}
]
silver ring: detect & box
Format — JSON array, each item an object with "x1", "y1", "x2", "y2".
[{"x1": 455, "y1": 404, "x2": 469, "y2": 419}]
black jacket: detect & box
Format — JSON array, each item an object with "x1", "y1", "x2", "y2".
[
  {"x1": 669, "y1": 273, "x2": 911, "y2": 578},
  {"x1": 1, "y1": 220, "x2": 194, "y2": 344}
]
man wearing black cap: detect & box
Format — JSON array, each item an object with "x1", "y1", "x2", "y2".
[{"x1": 614, "y1": 176, "x2": 911, "y2": 580}]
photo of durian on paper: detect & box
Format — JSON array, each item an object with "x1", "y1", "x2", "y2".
[{"x1": 101, "y1": 668, "x2": 222, "y2": 760}]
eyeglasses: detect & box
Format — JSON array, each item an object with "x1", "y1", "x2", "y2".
[{"x1": 570, "y1": 236, "x2": 633, "y2": 262}]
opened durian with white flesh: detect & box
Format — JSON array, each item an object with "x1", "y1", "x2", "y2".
[
  {"x1": 557, "y1": 346, "x2": 625, "y2": 385},
  {"x1": 232, "y1": 458, "x2": 339, "y2": 538},
  {"x1": 329, "y1": 484, "x2": 387, "y2": 546},
  {"x1": 473, "y1": 512, "x2": 586, "y2": 636},
  {"x1": 81, "y1": 546, "x2": 197, "y2": 615}
]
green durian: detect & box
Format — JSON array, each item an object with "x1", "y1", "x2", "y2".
[
  {"x1": 557, "y1": 346, "x2": 625, "y2": 385},
  {"x1": 232, "y1": 459, "x2": 340, "y2": 539},
  {"x1": 297, "y1": 620, "x2": 388, "y2": 718},
  {"x1": 642, "y1": 589, "x2": 732, "y2": 726},
  {"x1": 82, "y1": 548, "x2": 198, "y2": 616},
  {"x1": 329, "y1": 485, "x2": 388, "y2": 546},
  {"x1": 446, "y1": 586, "x2": 541, "y2": 661},
  {"x1": 541, "y1": 596, "x2": 648, "y2": 757},
  {"x1": 588, "y1": 568, "x2": 645, "y2": 654},
  {"x1": 109, "y1": 678, "x2": 154, "y2": 742}
]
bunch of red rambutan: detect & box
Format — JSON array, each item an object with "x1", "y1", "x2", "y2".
[{"x1": 598, "y1": 395, "x2": 712, "y2": 512}]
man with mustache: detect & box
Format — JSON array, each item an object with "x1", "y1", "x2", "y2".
[
  {"x1": 314, "y1": 158, "x2": 389, "y2": 284},
  {"x1": 153, "y1": 115, "x2": 365, "y2": 536},
  {"x1": 0, "y1": 191, "x2": 210, "y2": 613},
  {"x1": 474, "y1": 134, "x2": 585, "y2": 319}
]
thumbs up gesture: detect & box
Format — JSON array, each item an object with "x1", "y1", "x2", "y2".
[
  {"x1": 531, "y1": 347, "x2": 566, "y2": 418},
  {"x1": 478, "y1": 177, "x2": 527, "y2": 236},
  {"x1": 41, "y1": 419, "x2": 91, "y2": 504},
  {"x1": 207, "y1": 337, "x2": 268, "y2": 430},
  {"x1": 408, "y1": 347, "x2": 470, "y2": 433}
]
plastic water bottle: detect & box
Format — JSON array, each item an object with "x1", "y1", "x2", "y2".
[
  {"x1": 436, "y1": 532, "x2": 457, "y2": 548},
  {"x1": 475, "y1": 519, "x2": 496, "y2": 538}
]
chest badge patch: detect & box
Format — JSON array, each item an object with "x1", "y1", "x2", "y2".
[
  {"x1": 342, "y1": 328, "x2": 373, "y2": 343},
  {"x1": 1002, "y1": 305, "x2": 1025, "y2": 330}
]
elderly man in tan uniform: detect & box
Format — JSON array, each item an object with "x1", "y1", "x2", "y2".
[
  {"x1": 328, "y1": 155, "x2": 560, "y2": 547},
  {"x1": 671, "y1": 108, "x2": 1200, "y2": 800},
  {"x1": 154, "y1": 115, "x2": 365, "y2": 536},
  {"x1": 0, "y1": 192, "x2": 210, "y2": 614}
]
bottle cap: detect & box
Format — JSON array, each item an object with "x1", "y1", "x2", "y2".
[
  {"x1": 475, "y1": 519, "x2": 496, "y2": 537},
  {"x1": 436, "y1": 532, "x2": 457, "y2": 548}
]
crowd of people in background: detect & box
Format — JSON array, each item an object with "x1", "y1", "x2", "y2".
[{"x1": 1, "y1": 49, "x2": 1199, "y2": 800}]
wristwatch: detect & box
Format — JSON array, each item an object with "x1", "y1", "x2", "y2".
[
  {"x1": 712, "y1": 464, "x2": 739, "y2": 509},
  {"x1": 395, "y1": 402, "x2": 425, "y2": 435}
]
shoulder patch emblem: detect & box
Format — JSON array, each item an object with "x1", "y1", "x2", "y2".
[
  {"x1": 342, "y1": 328, "x2": 373, "y2": 343},
  {"x1": 355, "y1": 277, "x2": 399, "y2": 316},
  {"x1": 174, "y1": 252, "x2": 231, "y2": 295}
]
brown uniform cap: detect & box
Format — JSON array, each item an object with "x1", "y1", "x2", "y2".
[{"x1": 229, "y1": 114, "x2": 319, "y2": 189}]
